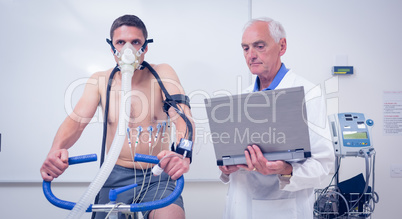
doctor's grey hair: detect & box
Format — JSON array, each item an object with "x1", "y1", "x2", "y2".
[{"x1": 243, "y1": 17, "x2": 286, "y2": 43}]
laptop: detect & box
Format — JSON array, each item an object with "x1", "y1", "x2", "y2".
[{"x1": 204, "y1": 86, "x2": 311, "y2": 166}]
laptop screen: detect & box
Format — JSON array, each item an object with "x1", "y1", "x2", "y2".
[{"x1": 204, "y1": 86, "x2": 311, "y2": 165}]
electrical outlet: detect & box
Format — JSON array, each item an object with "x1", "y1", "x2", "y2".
[{"x1": 391, "y1": 164, "x2": 402, "y2": 178}]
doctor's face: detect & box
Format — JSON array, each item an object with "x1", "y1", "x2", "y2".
[{"x1": 241, "y1": 21, "x2": 286, "y2": 78}]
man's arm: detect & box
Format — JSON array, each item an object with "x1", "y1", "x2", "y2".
[
  {"x1": 154, "y1": 63, "x2": 195, "y2": 180},
  {"x1": 40, "y1": 73, "x2": 102, "y2": 181}
]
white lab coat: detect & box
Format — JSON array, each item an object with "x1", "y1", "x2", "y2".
[{"x1": 221, "y1": 70, "x2": 335, "y2": 219}]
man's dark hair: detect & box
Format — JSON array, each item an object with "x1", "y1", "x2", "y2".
[{"x1": 110, "y1": 15, "x2": 148, "y2": 40}]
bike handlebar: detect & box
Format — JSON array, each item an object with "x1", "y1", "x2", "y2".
[
  {"x1": 42, "y1": 153, "x2": 184, "y2": 213},
  {"x1": 43, "y1": 154, "x2": 97, "y2": 212}
]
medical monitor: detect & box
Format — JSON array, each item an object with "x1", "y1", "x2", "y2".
[{"x1": 328, "y1": 113, "x2": 374, "y2": 157}]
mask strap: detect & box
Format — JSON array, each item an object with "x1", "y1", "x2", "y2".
[
  {"x1": 142, "y1": 61, "x2": 193, "y2": 141},
  {"x1": 138, "y1": 39, "x2": 153, "y2": 55},
  {"x1": 106, "y1": 38, "x2": 118, "y2": 56},
  {"x1": 137, "y1": 39, "x2": 153, "y2": 70}
]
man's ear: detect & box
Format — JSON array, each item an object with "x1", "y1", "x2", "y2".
[{"x1": 279, "y1": 38, "x2": 287, "y2": 56}]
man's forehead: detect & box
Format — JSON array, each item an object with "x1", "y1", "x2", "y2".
[
  {"x1": 242, "y1": 28, "x2": 272, "y2": 46},
  {"x1": 113, "y1": 25, "x2": 145, "y2": 39}
]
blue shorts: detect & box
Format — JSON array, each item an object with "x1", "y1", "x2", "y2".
[{"x1": 93, "y1": 165, "x2": 184, "y2": 219}]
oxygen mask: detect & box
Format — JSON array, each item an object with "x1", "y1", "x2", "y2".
[
  {"x1": 118, "y1": 42, "x2": 141, "y2": 70},
  {"x1": 106, "y1": 38, "x2": 153, "y2": 71}
]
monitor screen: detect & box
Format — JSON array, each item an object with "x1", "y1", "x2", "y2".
[{"x1": 343, "y1": 131, "x2": 368, "y2": 139}]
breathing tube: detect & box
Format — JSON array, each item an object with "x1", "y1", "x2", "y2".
[{"x1": 66, "y1": 41, "x2": 146, "y2": 219}]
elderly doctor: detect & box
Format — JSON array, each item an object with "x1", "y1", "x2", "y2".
[{"x1": 218, "y1": 17, "x2": 335, "y2": 219}]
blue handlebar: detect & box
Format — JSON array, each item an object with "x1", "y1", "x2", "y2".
[
  {"x1": 42, "y1": 153, "x2": 185, "y2": 213},
  {"x1": 43, "y1": 154, "x2": 97, "y2": 212},
  {"x1": 68, "y1": 154, "x2": 97, "y2": 165},
  {"x1": 134, "y1": 153, "x2": 159, "y2": 164}
]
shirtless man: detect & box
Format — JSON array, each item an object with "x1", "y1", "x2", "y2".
[{"x1": 40, "y1": 15, "x2": 193, "y2": 219}]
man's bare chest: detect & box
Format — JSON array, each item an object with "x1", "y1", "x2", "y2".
[{"x1": 106, "y1": 83, "x2": 167, "y2": 125}]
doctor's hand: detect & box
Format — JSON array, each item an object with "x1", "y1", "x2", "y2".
[
  {"x1": 219, "y1": 165, "x2": 240, "y2": 175},
  {"x1": 238, "y1": 145, "x2": 293, "y2": 176},
  {"x1": 157, "y1": 150, "x2": 190, "y2": 180},
  {"x1": 40, "y1": 149, "x2": 69, "y2": 181}
]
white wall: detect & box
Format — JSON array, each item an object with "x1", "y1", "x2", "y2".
[{"x1": 1, "y1": 0, "x2": 402, "y2": 218}]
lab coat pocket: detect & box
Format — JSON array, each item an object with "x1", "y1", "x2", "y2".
[{"x1": 252, "y1": 198, "x2": 297, "y2": 219}]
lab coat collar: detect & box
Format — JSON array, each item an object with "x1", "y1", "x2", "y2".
[{"x1": 253, "y1": 63, "x2": 289, "y2": 92}]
